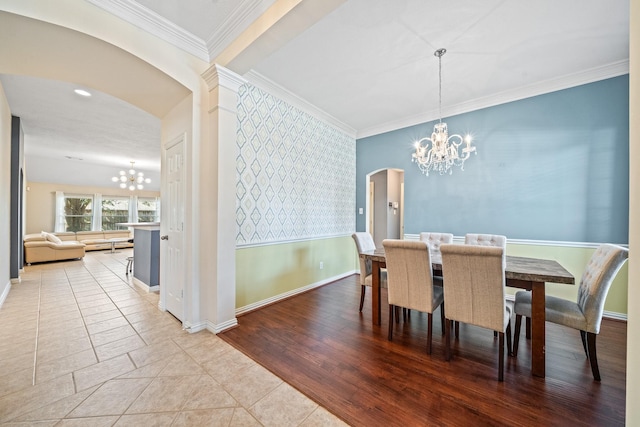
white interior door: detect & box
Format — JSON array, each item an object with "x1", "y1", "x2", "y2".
[{"x1": 161, "y1": 135, "x2": 185, "y2": 321}]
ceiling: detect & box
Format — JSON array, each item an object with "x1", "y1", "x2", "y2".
[{"x1": 0, "y1": 0, "x2": 630, "y2": 190}]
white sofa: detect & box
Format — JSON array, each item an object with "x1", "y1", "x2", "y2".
[
  {"x1": 24, "y1": 230, "x2": 133, "y2": 264},
  {"x1": 24, "y1": 232, "x2": 85, "y2": 264}
]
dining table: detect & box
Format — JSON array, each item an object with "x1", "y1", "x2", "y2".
[{"x1": 360, "y1": 247, "x2": 575, "y2": 378}]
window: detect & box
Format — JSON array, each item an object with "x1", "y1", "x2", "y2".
[
  {"x1": 137, "y1": 197, "x2": 160, "y2": 222},
  {"x1": 64, "y1": 195, "x2": 93, "y2": 232},
  {"x1": 56, "y1": 193, "x2": 159, "y2": 232},
  {"x1": 102, "y1": 197, "x2": 129, "y2": 230}
]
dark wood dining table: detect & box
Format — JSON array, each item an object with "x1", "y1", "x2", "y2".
[{"x1": 359, "y1": 248, "x2": 575, "y2": 378}]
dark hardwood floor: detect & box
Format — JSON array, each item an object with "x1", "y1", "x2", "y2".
[{"x1": 220, "y1": 275, "x2": 626, "y2": 426}]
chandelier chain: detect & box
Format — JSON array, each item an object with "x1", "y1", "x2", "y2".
[{"x1": 438, "y1": 50, "x2": 442, "y2": 124}]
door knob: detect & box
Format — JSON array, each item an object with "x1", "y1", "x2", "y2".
[{"x1": 160, "y1": 235, "x2": 169, "y2": 240}]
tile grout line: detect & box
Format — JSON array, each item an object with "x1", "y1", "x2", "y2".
[{"x1": 32, "y1": 271, "x2": 42, "y2": 386}]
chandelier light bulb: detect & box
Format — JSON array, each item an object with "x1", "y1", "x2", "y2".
[{"x1": 112, "y1": 161, "x2": 151, "y2": 191}]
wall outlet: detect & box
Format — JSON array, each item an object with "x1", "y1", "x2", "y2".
[{"x1": 319, "y1": 261, "x2": 324, "y2": 270}]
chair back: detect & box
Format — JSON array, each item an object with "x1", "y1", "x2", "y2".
[
  {"x1": 352, "y1": 232, "x2": 376, "y2": 286},
  {"x1": 419, "y1": 232, "x2": 453, "y2": 260},
  {"x1": 464, "y1": 233, "x2": 506, "y2": 249},
  {"x1": 382, "y1": 239, "x2": 435, "y2": 312},
  {"x1": 440, "y1": 244, "x2": 507, "y2": 332},
  {"x1": 578, "y1": 244, "x2": 628, "y2": 333}
]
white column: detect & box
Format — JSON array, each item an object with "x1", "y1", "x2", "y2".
[{"x1": 201, "y1": 64, "x2": 246, "y2": 332}]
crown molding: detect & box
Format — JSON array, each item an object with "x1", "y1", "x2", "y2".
[
  {"x1": 205, "y1": 0, "x2": 264, "y2": 59},
  {"x1": 245, "y1": 70, "x2": 357, "y2": 138},
  {"x1": 86, "y1": 0, "x2": 209, "y2": 61},
  {"x1": 357, "y1": 60, "x2": 630, "y2": 139}
]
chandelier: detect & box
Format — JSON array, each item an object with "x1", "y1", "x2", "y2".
[
  {"x1": 111, "y1": 161, "x2": 151, "y2": 191},
  {"x1": 412, "y1": 48, "x2": 476, "y2": 176}
]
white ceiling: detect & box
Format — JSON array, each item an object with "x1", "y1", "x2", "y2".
[{"x1": 0, "y1": 0, "x2": 630, "y2": 189}]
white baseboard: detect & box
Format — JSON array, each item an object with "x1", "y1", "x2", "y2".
[
  {"x1": 0, "y1": 281, "x2": 11, "y2": 309},
  {"x1": 207, "y1": 318, "x2": 239, "y2": 334},
  {"x1": 235, "y1": 270, "x2": 357, "y2": 317},
  {"x1": 132, "y1": 277, "x2": 159, "y2": 293}
]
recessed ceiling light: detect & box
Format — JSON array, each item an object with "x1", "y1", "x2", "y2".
[{"x1": 74, "y1": 89, "x2": 91, "y2": 97}]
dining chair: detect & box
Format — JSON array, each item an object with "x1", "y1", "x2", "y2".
[
  {"x1": 463, "y1": 233, "x2": 508, "y2": 337},
  {"x1": 464, "y1": 233, "x2": 506, "y2": 249},
  {"x1": 512, "y1": 243, "x2": 628, "y2": 381},
  {"x1": 419, "y1": 232, "x2": 453, "y2": 283},
  {"x1": 352, "y1": 232, "x2": 387, "y2": 312},
  {"x1": 440, "y1": 244, "x2": 513, "y2": 381},
  {"x1": 382, "y1": 239, "x2": 445, "y2": 354},
  {"x1": 419, "y1": 232, "x2": 454, "y2": 257}
]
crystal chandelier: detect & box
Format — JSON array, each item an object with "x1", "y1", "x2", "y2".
[
  {"x1": 412, "y1": 48, "x2": 476, "y2": 176},
  {"x1": 111, "y1": 161, "x2": 151, "y2": 191}
]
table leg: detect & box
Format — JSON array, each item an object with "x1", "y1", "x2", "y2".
[
  {"x1": 372, "y1": 260, "x2": 382, "y2": 326},
  {"x1": 530, "y1": 281, "x2": 546, "y2": 377}
]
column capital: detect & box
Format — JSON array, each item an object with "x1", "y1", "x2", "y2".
[{"x1": 202, "y1": 64, "x2": 247, "y2": 92}]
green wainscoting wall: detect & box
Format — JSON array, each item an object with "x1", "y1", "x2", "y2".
[
  {"x1": 236, "y1": 235, "x2": 358, "y2": 311},
  {"x1": 236, "y1": 237, "x2": 628, "y2": 318},
  {"x1": 506, "y1": 242, "x2": 628, "y2": 317}
]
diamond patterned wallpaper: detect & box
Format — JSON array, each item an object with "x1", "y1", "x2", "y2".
[{"x1": 236, "y1": 84, "x2": 356, "y2": 245}]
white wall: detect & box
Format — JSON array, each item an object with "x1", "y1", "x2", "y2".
[{"x1": 0, "y1": 82, "x2": 12, "y2": 305}]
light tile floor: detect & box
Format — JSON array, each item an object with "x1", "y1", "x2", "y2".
[{"x1": 0, "y1": 249, "x2": 346, "y2": 426}]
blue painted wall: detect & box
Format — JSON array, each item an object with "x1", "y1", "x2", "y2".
[{"x1": 356, "y1": 76, "x2": 629, "y2": 243}]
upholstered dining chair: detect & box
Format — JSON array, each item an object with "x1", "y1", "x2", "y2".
[
  {"x1": 352, "y1": 232, "x2": 387, "y2": 312},
  {"x1": 382, "y1": 239, "x2": 445, "y2": 354},
  {"x1": 419, "y1": 232, "x2": 453, "y2": 283},
  {"x1": 440, "y1": 244, "x2": 513, "y2": 381},
  {"x1": 512, "y1": 243, "x2": 628, "y2": 381},
  {"x1": 419, "y1": 232, "x2": 454, "y2": 258},
  {"x1": 464, "y1": 233, "x2": 506, "y2": 249},
  {"x1": 460, "y1": 233, "x2": 508, "y2": 338}
]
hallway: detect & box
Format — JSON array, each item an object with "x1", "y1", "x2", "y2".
[{"x1": 0, "y1": 250, "x2": 344, "y2": 426}]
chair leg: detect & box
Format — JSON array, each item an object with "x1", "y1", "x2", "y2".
[
  {"x1": 455, "y1": 321, "x2": 459, "y2": 338},
  {"x1": 587, "y1": 332, "x2": 601, "y2": 381},
  {"x1": 506, "y1": 322, "x2": 512, "y2": 357},
  {"x1": 359, "y1": 285, "x2": 366, "y2": 312},
  {"x1": 445, "y1": 317, "x2": 451, "y2": 361},
  {"x1": 498, "y1": 331, "x2": 505, "y2": 382},
  {"x1": 513, "y1": 314, "x2": 522, "y2": 357},
  {"x1": 426, "y1": 313, "x2": 433, "y2": 354},
  {"x1": 388, "y1": 304, "x2": 394, "y2": 341},
  {"x1": 526, "y1": 317, "x2": 531, "y2": 339},
  {"x1": 580, "y1": 330, "x2": 589, "y2": 358},
  {"x1": 440, "y1": 303, "x2": 445, "y2": 336},
  {"x1": 395, "y1": 306, "x2": 400, "y2": 323}
]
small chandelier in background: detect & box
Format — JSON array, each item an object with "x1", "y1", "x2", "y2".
[
  {"x1": 412, "y1": 48, "x2": 476, "y2": 176},
  {"x1": 111, "y1": 161, "x2": 151, "y2": 191}
]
